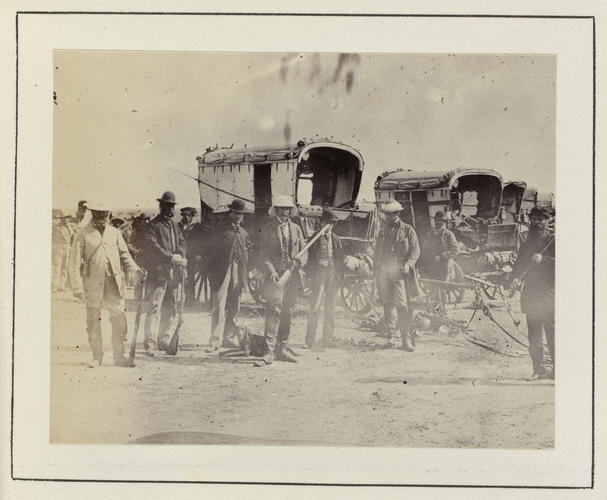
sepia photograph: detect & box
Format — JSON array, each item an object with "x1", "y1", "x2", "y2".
[
  {"x1": 50, "y1": 50, "x2": 556, "y2": 448},
  {"x1": 5, "y1": 8, "x2": 598, "y2": 491}
]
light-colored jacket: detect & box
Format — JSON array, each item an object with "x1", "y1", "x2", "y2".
[{"x1": 70, "y1": 223, "x2": 139, "y2": 305}]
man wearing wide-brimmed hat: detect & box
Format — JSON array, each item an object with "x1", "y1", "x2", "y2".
[
  {"x1": 375, "y1": 201, "x2": 420, "y2": 351},
  {"x1": 255, "y1": 195, "x2": 308, "y2": 365},
  {"x1": 304, "y1": 207, "x2": 346, "y2": 349},
  {"x1": 142, "y1": 191, "x2": 188, "y2": 355},
  {"x1": 206, "y1": 199, "x2": 253, "y2": 351},
  {"x1": 70, "y1": 201, "x2": 143, "y2": 366}
]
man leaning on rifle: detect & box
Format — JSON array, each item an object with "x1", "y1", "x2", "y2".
[{"x1": 142, "y1": 191, "x2": 187, "y2": 356}]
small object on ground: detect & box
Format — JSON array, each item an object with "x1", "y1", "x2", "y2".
[
  {"x1": 205, "y1": 344, "x2": 219, "y2": 353},
  {"x1": 157, "y1": 341, "x2": 168, "y2": 352},
  {"x1": 253, "y1": 352, "x2": 273, "y2": 367}
]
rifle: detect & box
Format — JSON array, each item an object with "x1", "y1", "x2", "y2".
[
  {"x1": 166, "y1": 267, "x2": 186, "y2": 356},
  {"x1": 127, "y1": 274, "x2": 146, "y2": 367},
  {"x1": 276, "y1": 224, "x2": 332, "y2": 288}
]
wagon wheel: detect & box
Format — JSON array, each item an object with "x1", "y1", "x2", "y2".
[
  {"x1": 445, "y1": 262, "x2": 466, "y2": 304},
  {"x1": 340, "y1": 277, "x2": 374, "y2": 314}
]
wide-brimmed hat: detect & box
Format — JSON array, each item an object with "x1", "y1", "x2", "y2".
[
  {"x1": 380, "y1": 201, "x2": 403, "y2": 214},
  {"x1": 320, "y1": 208, "x2": 340, "y2": 222},
  {"x1": 269, "y1": 195, "x2": 297, "y2": 218},
  {"x1": 180, "y1": 206, "x2": 197, "y2": 215},
  {"x1": 213, "y1": 204, "x2": 229, "y2": 214},
  {"x1": 111, "y1": 217, "x2": 125, "y2": 227},
  {"x1": 87, "y1": 201, "x2": 110, "y2": 212},
  {"x1": 157, "y1": 191, "x2": 177, "y2": 205},
  {"x1": 52, "y1": 209, "x2": 64, "y2": 219},
  {"x1": 228, "y1": 199, "x2": 248, "y2": 213}
]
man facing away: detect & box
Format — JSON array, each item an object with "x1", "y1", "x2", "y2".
[
  {"x1": 255, "y1": 196, "x2": 308, "y2": 366},
  {"x1": 70, "y1": 201, "x2": 142, "y2": 367},
  {"x1": 206, "y1": 199, "x2": 253, "y2": 351},
  {"x1": 375, "y1": 201, "x2": 421, "y2": 351},
  {"x1": 304, "y1": 208, "x2": 345, "y2": 349},
  {"x1": 509, "y1": 207, "x2": 555, "y2": 380},
  {"x1": 142, "y1": 191, "x2": 187, "y2": 356}
]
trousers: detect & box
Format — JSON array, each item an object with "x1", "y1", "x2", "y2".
[
  {"x1": 263, "y1": 272, "x2": 301, "y2": 353},
  {"x1": 143, "y1": 275, "x2": 178, "y2": 349},
  {"x1": 383, "y1": 305, "x2": 411, "y2": 341},
  {"x1": 526, "y1": 308, "x2": 555, "y2": 376},
  {"x1": 305, "y1": 265, "x2": 337, "y2": 345},
  {"x1": 85, "y1": 275, "x2": 127, "y2": 362},
  {"x1": 209, "y1": 262, "x2": 241, "y2": 346},
  {"x1": 52, "y1": 245, "x2": 69, "y2": 291}
]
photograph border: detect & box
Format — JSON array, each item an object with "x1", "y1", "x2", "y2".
[{"x1": 10, "y1": 10, "x2": 596, "y2": 489}]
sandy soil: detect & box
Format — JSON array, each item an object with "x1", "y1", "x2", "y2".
[{"x1": 50, "y1": 290, "x2": 554, "y2": 448}]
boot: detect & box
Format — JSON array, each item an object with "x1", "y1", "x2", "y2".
[
  {"x1": 401, "y1": 335, "x2": 415, "y2": 352},
  {"x1": 275, "y1": 345, "x2": 297, "y2": 363},
  {"x1": 254, "y1": 351, "x2": 274, "y2": 367},
  {"x1": 87, "y1": 352, "x2": 103, "y2": 368}
]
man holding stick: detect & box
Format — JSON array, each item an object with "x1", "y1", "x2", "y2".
[
  {"x1": 255, "y1": 196, "x2": 308, "y2": 366},
  {"x1": 142, "y1": 191, "x2": 187, "y2": 356}
]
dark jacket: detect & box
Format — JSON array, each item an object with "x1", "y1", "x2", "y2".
[
  {"x1": 512, "y1": 229, "x2": 554, "y2": 314},
  {"x1": 375, "y1": 217, "x2": 420, "y2": 270},
  {"x1": 143, "y1": 215, "x2": 187, "y2": 278},
  {"x1": 208, "y1": 221, "x2": 253, "y2": 291},
  {"x1": 421, "y1": 226, "x2": 458, "y2": 279},
  {"x1": 258, "y1": 219, "x2": 308, "y2": 276},
  {"x1": 307, "y1": 229, "x2": 345, "y2": 279}
]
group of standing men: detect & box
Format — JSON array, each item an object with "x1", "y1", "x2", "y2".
[
  {"x1": 64, "y1": 191, "x2": 352, "y2": 367},
  {"x1": 61, "y1": 190, "x2": 555, "y2": 379}
]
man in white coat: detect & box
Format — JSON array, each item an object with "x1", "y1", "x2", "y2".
[{"x1": 71, "y1": 201, "x2": 143, "y2": 367}]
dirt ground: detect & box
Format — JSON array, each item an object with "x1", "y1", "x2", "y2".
[{"x1": 50, "y1": 289, "x2": 554, "y2": 448}]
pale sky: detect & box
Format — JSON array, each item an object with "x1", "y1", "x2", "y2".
[{"x1": 53, "y1": 51, "x2": 555, "y2": 212}]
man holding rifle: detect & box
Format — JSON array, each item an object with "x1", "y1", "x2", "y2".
[
  {"x1": 255, "y1": 196, "x2": 308, "y2": 366},
  {"x1": 508, "y1": 207, "x2": 555, "y2": 380},
  {"x1": 304, "y1": 208, "x2": 345, "y2": 349},
  {"x1": 70, "y1": 201, "x2": 143, "y2": 367},
  {"x1": 142, "y1": 191, "x2": 188, "y2": 356}
]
